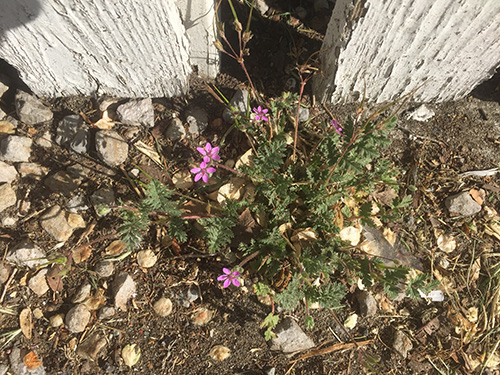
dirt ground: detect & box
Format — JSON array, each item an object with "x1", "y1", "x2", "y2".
[{"x1": 1, "y1": 1, "x2": 500, "y2": 374}]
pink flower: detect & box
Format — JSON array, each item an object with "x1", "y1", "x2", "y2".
[
  {"x1": 197, "y1": 142, "x2": 220, "y2": 163},
  {"x1": 217, "y1": 268, "x2": 241, "y2": 288},
  {"x1": 190, "y1": 161, "x2": 216, "y2": 183},
  {"x1": 331, "y1": 119, "x2": 344, "y2": 136},
  {"x1": 253, "y1": 106, "x2": 269, "y2": 122}
]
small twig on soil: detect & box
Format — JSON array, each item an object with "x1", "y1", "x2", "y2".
[
  {"x1": 120, "y1": 165, "x2": 144, "y2": 198},
  {"x1": 0, "y1": 268, "x2": 18, "y2": 304},
  {"x1": 289, "y1": 338, "x2": 374, "y2": 363},
  {"x1": 96, "y1": 323, "x2": 126, "y2": 334},
  {"x1": 71, "y1": 232, "x2": 120, "y2": 255}
]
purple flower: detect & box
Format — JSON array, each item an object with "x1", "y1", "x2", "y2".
[
  {"x1": 197, "y1": 142, "x2": 220, "y2": 163},
  {"x1": 190, "y1": 161, "x2": 216, "y2": 183},
  {"x1": 253, "y1": 106, "x2": 269, "y2": 122},
  {"x1": 332, "y1": 119, "x2": 345, "y2": 136},
  {"x1": 217, "y1": 268, "x2": 241, "y2": 288}
]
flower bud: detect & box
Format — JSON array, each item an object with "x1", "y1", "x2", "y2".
[
  {"x1": 233, "y1": 19, "x2": 242, "y2": 32},
  {"x1": 213, "y1": 40, "x2": 224, "y2": 52}
]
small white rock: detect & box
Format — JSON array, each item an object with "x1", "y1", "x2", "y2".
[
  {"x1": 50, "y1": 314, "x2": 65, "y2": 328},
  {"x1": 153, "y1": 297, "x2": 173, "y2": 317},
  {"x1": 65, "y1": 304, "x2": 91, "y2": 333},
  {"x1": 28, "y1": 268, "x2": 49, "y2": 297}
]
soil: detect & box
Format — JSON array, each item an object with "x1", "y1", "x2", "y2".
[{"x1": 1, "y1": 1, "x2": 500, "y2": 375}]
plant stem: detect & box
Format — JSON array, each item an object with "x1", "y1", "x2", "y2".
[{"x1": 239, "y1": 250, "x2": 261, "y2": 267}]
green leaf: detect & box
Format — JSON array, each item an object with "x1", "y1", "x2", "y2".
[{"x1": 304, "y1": 315, "x2": 315, "y2": 330}]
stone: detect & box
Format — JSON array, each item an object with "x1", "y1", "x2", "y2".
[
  {"x1": 98, "y1": 306, "x2": 116, "y2": 320},
  {"x1": 0, "y1": 183, "x2": 16, "y2": 213},
  {"x1": 0, "y1": 135, "x2": 32, "y2": 162},
  {"x1": 49, "y1": 314, "x2": 64, "y2": 328},
  {"x1": 36, "y1": 130, "x2": 53, "y2": 148},
  {"x1": 445, "y1": 191, "x2": 482, "y2": 216},
  {"x1": 95, "y1": 130, "x2": 129, "y2": 167},
  {"x1": 186, "y1": 286, "x2": 200, "y2": 303},
  {"x1": 65, "y1": 304, "x2": 91, "y2": 333},
  {"x1": 6, "y1": 240, "x2": 47, "y2": 268},
  {"x1": 94, "y1": 261, "x2": 114, "y2": 278},
  {"x1": 185, "y1": 106, "x2": 209, "y2": 136},
  {"x1": 16, "y1": 162, "x2": 47, "y2": 179},
  {"x1": 72, "y1": 283, "x2": 91, "y2": 303},
  {"x1": 9, "y1": 347, "x2": 46, "y2": 375},
  {"x1": 117, "y1": 98, "x2": 155, "y2": 128},
  {"x1": 77, "y1": 332, "x2": 107, "y2": 360},
  {"x1": 0, "y1": 120, "x2": 15, "y2": 134},
  {"x1": 90, "y1": 187, "x2": 115, "y2": 216},
  {"x1": 137, "y1": 250, "x2": 158, "y2": 268},
  {"x1": 355, "y1": 290, "x2": 378, "y2": 316},
  {"x1": 393, "y1": 330, "x2": 413, "y2": 358},
  {"x1": 67, "y1": 194, "x2": 89, "y2": 213},
  {"x1": 165, "y1": 117, "x2": 186, "y2": 141},
  {"x1": 153, "y1": 297, "x2": 173, "y2": 317},
  {"x1": 296, "y1": 106, "x2": 310, "y2": 123},
  {"x1": 15, "y1": 90, "x2": 53, "y2": 125},
  {"x1": 44, "y1": 171, "x2": 79, "y2": 196},
  {"x1": 66, "y1": 164, "x2": 92, "y2": 182},
  {"x1": 28, "y1": 268, "x2": 49, "y2": 297},
  {"x1": 0, "y1": 261, "x2": 11, "y2": 284},
  {"x1": 111, "y1": 272, "x2": 136, "y2": 311},
  {"x1": 223, "y1": 89, "x2": 249, "y2": 124},
  {"x1": 407, "y1": 104, "x2": 435, "y2": 122},
  {"x1": 40, "y1": 205, "x2": 84, "y2": 242},
  {"x1": 55, "y1": 115, "x2": 89, "y2": 154},
  {"x1": 1, "y1": 217, "x2": 17, "y2": 227},
  {"x1": 270, "y1": 318, "x2": 315, "y2": 354}
]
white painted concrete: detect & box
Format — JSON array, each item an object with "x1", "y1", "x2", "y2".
[
  {"x1": 175, "y1": 0, "x2": 219, "y2": 78},
  {"x1": 315, "y1": 0, "x2": 500, "y2": 103},
  {"x1": 0, "y1": 0, "x2": 192, "y2": 98}
]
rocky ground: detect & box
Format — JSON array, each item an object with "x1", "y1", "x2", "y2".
[{"x1": 1, "y1": 1, "x2": 500, "y2": 375}]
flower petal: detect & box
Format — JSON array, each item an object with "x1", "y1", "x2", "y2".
[
  {"x1": 231, "y1": 271, "x2": 240, "y2": 277},
  {"x1": 222, "y1": 268, "x2": 231, "y2": 275},
  {"x1": 205, "y1": 143, "x2": 212, "y2": 152},
  {"x1": 200, "y1": 161, "x2": 207, "y2": 169},
  {"x1": 212, "y1": 154, "x2": 220, "y2": 160},
  {"x1": 190, "y1": 167, "x2": 201, "y2": 173},
  {"x1": 262, "y1": 108, "x2": 268, "y2": 114},
  {"x1": 262, "y1": 116, "x2": 269, "y2": 122},
  {"x1": 223, "y1": 278, "x2": 231, "y2": 288},
  {"x1": 255, "y1": 115, "x2": 261, "y2": 121},
  {"x1": 203, "y1": 156, "x2": 211, "y2": 163},
  {"x1": 194, "y1": 173, "x2": 202, "y2": 182},
  {"x1": 212, "y1": 147, "x2": 219, "y2": 154},
  {"x1": 217, "y1": 275, "x2": 228, "y2": 281},
  {"x1": 232, "y1": 278, "x2": 241, "y2": 287},
  {"x1": 257, "y1": 106, "x2": 262, "y2": 112},
  {"x1": 206, "y1": 167, "x2": 216, "y2": 174},
  {"x1": 202, "y1": 174, "x2": 209, "y2": 183},
  {"x1": 197, "y1": 147, "x2": 207, "y2": 155}
]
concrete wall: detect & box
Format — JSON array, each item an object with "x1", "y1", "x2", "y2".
[
  {"x1": 314, "y1": 0, "x2": 500, "y2": 104},
  {"x1": 0, "y1": 0, "x2": 218, "y2": 98}
]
